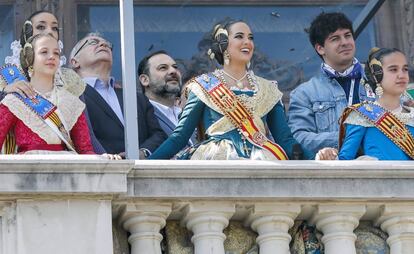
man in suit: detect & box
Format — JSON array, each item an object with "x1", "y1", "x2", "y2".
[
  {"x1": 70, "y1": 33, "x2": 166, "y2": 158},
  {"x1": 138, "y1": 50, "x2": 193, "y2": 144}
]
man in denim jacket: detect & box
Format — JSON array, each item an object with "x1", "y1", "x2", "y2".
[{"x1": 288, "y1": 12, "x2": 375, "y2": 156}]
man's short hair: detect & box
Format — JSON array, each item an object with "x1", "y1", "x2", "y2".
[
  {"x1": 69, "y1": 32, "x2": 104, "y2": 68},
  {"x1": 137, "y1": 50, "x2": 169, "y2": 92},
  {"x1": 137, "y1": 50, "x2": 169, "y2": 76},
  {"x1": 309, "y1": 12, "x2": 354, "y2": 49}
]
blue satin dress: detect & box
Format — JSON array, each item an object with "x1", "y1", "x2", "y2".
[{"x1": 338, "y1": 107, "x2": 414, "y2": 160}]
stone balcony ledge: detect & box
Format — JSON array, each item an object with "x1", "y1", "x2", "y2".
[
  {"x1": 128, "y1": 160, "x2": 414, "y2": 200},
  {"x1": 0, "y1": 155, "x2": 133, "y2": 194},
  {"x1": 1, "y1": 157, "x2": 413, "y2": 199},
  {"x1": 0, "y1": 157, "x2": 414, "y2": 254}
]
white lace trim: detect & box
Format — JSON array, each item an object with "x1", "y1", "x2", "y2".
[
  {"x1": 4, "y1": 40, "x2": 67, "y2": 67},
  {"x1": 1, "y1": 86, "x2": 85, "y2": 144},
  {"x1": 345, "y1": 105, "x2": 414, "y2": 127}
]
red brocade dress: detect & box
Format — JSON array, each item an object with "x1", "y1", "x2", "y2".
[{"x1": 0, "y1": 85, "x2": 94, "y2": 154}]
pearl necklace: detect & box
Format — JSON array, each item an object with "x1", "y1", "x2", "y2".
[
  {"x1": 216, "y1": 69, "x2": 256, "y2": 92},
  {"x1": 222, "y1": 70, "x2": 248, "y2": 89}
]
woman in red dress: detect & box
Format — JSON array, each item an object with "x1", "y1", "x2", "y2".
[{"x1": 0, "y1": 33, "x2": 95, "y2": 155}]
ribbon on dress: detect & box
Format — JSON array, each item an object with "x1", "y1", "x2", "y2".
[
  {"x1": 194, "y1": 73, "x2": 288, "y2": 160},
  {"x1": 339, "y1": 102, "x2": 414, "y2": 159},
  {"x1": 0, "y1": 64, "x2": 75, "y2": 153}
]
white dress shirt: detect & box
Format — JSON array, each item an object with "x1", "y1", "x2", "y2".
[{"x1": 149, "y1": 99, "x2": 181, "y2": 126}]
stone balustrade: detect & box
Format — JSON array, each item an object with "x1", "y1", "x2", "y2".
[{"x1": 1, "y1": 156, "x2": 414, "y2": 254}]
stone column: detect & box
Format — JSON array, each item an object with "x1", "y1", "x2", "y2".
[
  {"x1": 16, "y1": 200, "x2": 114, "y2": 254},
  {"x1": 245, "y1": 203, "x2": 300, "y2": 254},
  {"x1": 313, "y1": 204, "x2": 366, "y2": 254},
  {"x1": 121, "y1": 203, "x2": 172, "y2": 254},
  {"x1": 181, "y1": 202, "x2": 235, "y2": 254},
  {"x1": 376, "y1": 205, "x2": 414, "y2": 254}
]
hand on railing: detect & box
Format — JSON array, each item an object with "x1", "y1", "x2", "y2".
[{"x1": 315, "y1": 147, "x2": 338, "y2": 160}]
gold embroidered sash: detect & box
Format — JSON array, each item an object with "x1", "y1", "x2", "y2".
[
  {"x1": 195, "y1": 73, "x2": 288, "y2": 160},
  {"x1": 339, "y1": 102, "x2": 414, "y2": 159}
]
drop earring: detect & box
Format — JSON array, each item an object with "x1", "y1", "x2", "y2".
[
  {"x1": 223, "y1": 50, "x2": 230, "y2": 65},
  {"x1": 375, "y1": 84, "x2": 383, "y2": 97},
  {"x1": 28, "y1": 66, "x2": 33, "y2": 78}
]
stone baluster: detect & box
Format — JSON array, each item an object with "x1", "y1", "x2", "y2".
[
  {"x1": 121, "y1": 203, "x2": 172, "y2": 254},
  {"x1": 376, "y1": 205, "x2": 414, "y2": 254},
  {"x1": 181, "y1": 202, "x2": 235, "y2": 254},
  {"x1": 313, "y1": 204, "x2": 366, "y2": 254},
  {"x1": 245, "y1": 203, "x2": 300, "y2": 254}
]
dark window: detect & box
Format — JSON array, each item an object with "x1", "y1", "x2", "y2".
[
  {"x1": 0, "y1": 5, "x2": 15, "y2": 64},
  {"x1": 77, "y1": 4, "x2": 375, "y2": 100}
]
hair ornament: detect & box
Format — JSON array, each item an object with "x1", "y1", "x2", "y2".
[
  {"x1": 207, "y1": 48, "x2": 215, "y2": 60},
  {"x1": 369, "y1": 58, "x2": 382, "y2": 69},
  {"x1": 369, "y1": 47, "x2": 381, "y2": 55},
  {"x1": 214, "y1": 25, "x2": 228, "y2": 40}
]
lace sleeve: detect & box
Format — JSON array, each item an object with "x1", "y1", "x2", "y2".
[
  {"x1": 0, "y1": 104, "x2": 17, "y2": 148},
  {"x1": 4, "y1": 40, "x2": 22, "y2": 66},
  {"x1": 70, "y1": 112, "x2": 95, "y2": 154},
  {"x1": 5, "y1": 39, "x2": 66, "y2": 67}
]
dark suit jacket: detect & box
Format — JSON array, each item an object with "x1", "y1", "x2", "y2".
[{"x1": 84, "y1": 85, "x2": 166, "y2": 154}]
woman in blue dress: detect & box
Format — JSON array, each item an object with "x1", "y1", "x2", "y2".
[
  {"x1": 150, "y1": 19, "x2": 312, "y2": 160},
  {"x1": 338, "y1": 47, "x2": 412, "y2": 160}
]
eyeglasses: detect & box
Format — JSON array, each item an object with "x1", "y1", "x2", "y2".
[{"x1": 73, "y1": 38, "x2": 113, "y2": 57}]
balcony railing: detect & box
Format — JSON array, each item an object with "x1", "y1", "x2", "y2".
[{"x1": 1, "y1": 155, "x2": 414, "y2": 254}]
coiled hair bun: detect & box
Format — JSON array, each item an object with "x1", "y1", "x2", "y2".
[
  {"x1": 20, "y1": 20, "x2": 34, "y2": 48},
  {"x1": 208, "y1": 18, "x2": 243, "y2": 65},
  {"x1": 19, "y1": 33, "x2": 39, "y2": 71},
  {"x1": 365, "y1": 47, "x2": 402, "y2": 92}
]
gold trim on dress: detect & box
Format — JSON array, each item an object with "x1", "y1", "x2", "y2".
[{"x1": 188, "y1": 72, "x2": 283, "y2": 136}]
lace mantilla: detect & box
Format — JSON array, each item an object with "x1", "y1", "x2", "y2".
[{"x1": 4, "y1": 40, "x2": 67, "y2": 67}]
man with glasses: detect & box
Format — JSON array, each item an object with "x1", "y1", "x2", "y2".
[{"x1": 70, "y1": 33, "x2": 166, "y2": 158}]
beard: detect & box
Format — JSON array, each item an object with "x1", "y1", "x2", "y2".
[{"x1": 152, "y1": 81, "x2": 181, "y2": 98}]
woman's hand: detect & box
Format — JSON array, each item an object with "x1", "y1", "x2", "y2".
[
  {"x1": 315, "y1": 147, "x2": 338, "y2": 160},
  {"x1": 3, "y1": 80, "x2": 36, "y2": 98}
]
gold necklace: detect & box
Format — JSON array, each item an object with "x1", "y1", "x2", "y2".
[{"x1": 222, "y1": 70, "x2": 248, "y2": 89}]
